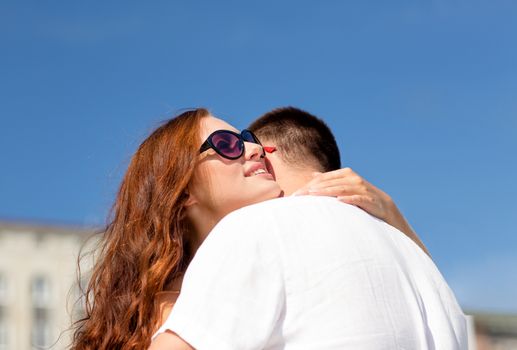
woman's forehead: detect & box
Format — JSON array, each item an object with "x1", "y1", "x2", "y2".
[{"x1": 200, "y1": 116, "x2": 239, "y2": 138}]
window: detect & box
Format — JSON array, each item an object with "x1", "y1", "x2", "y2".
[
  {"x1": 31, "y1": 276, "x2": 52, "y2": 349},
  {"x1": 31, "y1": 276, "x2": 50, "y2": 308},
  {"x1": 0, "y1": 314, "x2": 7, "y2": 350},
  {"x1": 0, "y1": 275, "x2": 7, "y2": 350},
  {"x1": 31, "y1": 309, "x2": 50, "y2": 349},
  {"x1": 72, "y1": 277, "x2": 88, "y2": 321},
  {"x1": 0, "y1": 275, "x2": 7, "y2": 305}
]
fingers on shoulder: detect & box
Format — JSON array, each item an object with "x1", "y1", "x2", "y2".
[{"x1": 337, "y1": 194, "x2": 373, "y2": 207}]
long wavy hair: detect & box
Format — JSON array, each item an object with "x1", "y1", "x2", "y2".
[{"x1": 71, "y1": 108, "x2": 209, "y2": 349}]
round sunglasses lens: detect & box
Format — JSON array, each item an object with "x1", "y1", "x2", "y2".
[
  {"x1": 211, "y1": 132, "x2": 243, "y2": 158},
  {"x1": 242, "y1": 130, "x2": 260, "y2": 144}
]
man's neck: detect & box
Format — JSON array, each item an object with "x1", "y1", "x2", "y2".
[{"x1": 278, "y1": 167, "x2": 318, "y2": 196}]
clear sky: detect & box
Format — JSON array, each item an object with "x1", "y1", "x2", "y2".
[{"x1": 1, "y1": 1, "x2": 516, "y2": 313}]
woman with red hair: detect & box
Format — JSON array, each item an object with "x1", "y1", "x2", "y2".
[{"x1": 71, "y1": 108, "x2": 281, "y2": 349}]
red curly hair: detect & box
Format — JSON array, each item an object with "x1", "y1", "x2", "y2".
[{"x1": 72, "y1": 108, "x2": 209, "y2": 349}]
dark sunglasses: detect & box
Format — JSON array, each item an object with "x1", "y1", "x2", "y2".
[{"x1": 199, "y1": 129, "x2": 265, "y2": 160}]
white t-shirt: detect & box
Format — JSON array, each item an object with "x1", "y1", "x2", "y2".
[{"x1": 153, "y1": 196, "x2": 467, "y2": 350}]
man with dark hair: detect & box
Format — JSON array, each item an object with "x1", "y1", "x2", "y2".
[
  {"x1": 249, "y1": 106, "x2": 341, "y2": 173},
  {"x1": 247, "y1": 107, "x2": 340, "y2": 197},
  {"x1": 249, "y1": 106, "x2": 428, "y2": 255}
]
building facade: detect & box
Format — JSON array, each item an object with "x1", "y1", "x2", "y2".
[
  {"x1": 471, "y1": 312, "x2": 517, "y2": 350},
  {"x1": 0, "y1": 221, "x2": 95, "y2": 350}
]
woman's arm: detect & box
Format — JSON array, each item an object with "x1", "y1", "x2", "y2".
[{"x1": 294, "y1": 167, "x2": 430, "y2": 257}]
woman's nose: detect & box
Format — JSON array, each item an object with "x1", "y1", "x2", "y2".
[{"x1": 244, "y1": 141, "x2": 265, "y2": 160}]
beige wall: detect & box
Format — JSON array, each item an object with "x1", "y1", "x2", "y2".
[{"x1": 0, "y1": 223, "x2": 95, "y2": 350}]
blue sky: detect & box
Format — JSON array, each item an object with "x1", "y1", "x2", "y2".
[{"x1": 1, "y1": 1, "x2": 516, "y2": 312}]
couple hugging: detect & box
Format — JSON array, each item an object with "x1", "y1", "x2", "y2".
[{"x1": 72, "y1": 107, "x2": 467, "y2": 350}]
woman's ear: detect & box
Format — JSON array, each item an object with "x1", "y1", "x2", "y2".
[{"x1": 184, "y1": 189, "x2": 198, "y2": 208}]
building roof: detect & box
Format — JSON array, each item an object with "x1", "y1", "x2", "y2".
[
  {"x1": 470, "y1": 311, "x2": 517, "y2": 337},
  {"x1": 0, "y1": 219, "x2": 97, "y2": 236}
]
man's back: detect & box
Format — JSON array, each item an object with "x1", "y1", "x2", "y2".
[{"x1": 155, "y1": 196, "x2": 467, "y2": 349}]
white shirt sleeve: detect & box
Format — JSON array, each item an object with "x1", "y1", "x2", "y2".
[{"x1": 153, "y1": 209, "x2": 285, "y2": 350}]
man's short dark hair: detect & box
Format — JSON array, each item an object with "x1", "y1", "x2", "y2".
[{"x1": 248, "y1": 107, "x2": 341, "y2": 172}]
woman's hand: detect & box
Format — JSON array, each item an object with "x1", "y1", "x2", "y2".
[
  {"x1": 294, "y1": 168, "x2": 430, "y2": 257},
  {"x1": 294, "y1": 168, "x2": 393, "y2": 221}
]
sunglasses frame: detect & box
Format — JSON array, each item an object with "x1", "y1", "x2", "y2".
[{"x1": 199, "y1": 129, "x2": 264, "y2": 160}]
